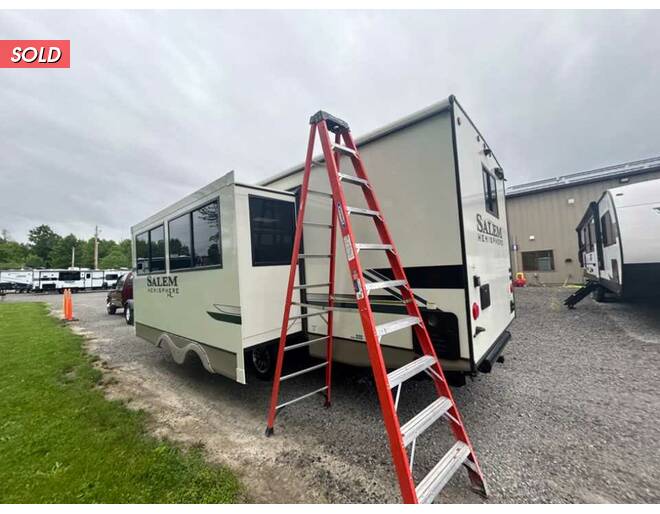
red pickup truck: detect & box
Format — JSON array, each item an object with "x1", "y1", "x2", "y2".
[{"x1": 106, "y1": 272, "x2": 134, "y2": 325}]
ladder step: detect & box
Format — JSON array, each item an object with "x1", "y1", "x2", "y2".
[
  {"x1": 276, "y1": 385, "x2": 328, "y2": 410},
  {"x1": 289, "y1": 309, "x2": 332, "y2": 320},
  {"x1": 303, "y1": 222, "x2": 332, "y2": 228},
  {"x1": 346, "y1": 206, "x2": 380, "y2": 217},
  {"x1": 293, "y1": 282, "x2": 330, "y2": 290},
  {"x1": 280, "y1": 361, "x2": 328, "y2": 382},
  {"x1": 355, "y1": 243, "x2": 393, "y2": 252},
  {"x1": 400, "y1": 397, "x2": 452, "y2": 447},
  {"x1": 365, "y1": 279, "x2": 407, "y2": 293},
  {"x1": 416, "y1": 441, "x2": 471, "y2": 504},
  {"x1": 332, "y1": 143, "x2": 357, "y2": 157},
  {"x1": 298, "y1": 254, "x2": 331, "y2": 259},
  {"x1": 376, "y1": 316, "x2": 421, "y2": 339},
  {"x1": 284, "y1": 336, "x2": 330, "y2": 352},
  {"x1": 308, "y1": 190, "x2": 333, "y2": 198},
  {"x1": 338, "y1": 173, "x2": 369, "y2": 186},
  {"x1": 387, "y1": 355, "x2": 436, "y2": 388},
  {"x1": 292, "y1": 302, "x2": 333, "y2": 310}
]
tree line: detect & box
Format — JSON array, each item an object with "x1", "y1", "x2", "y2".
[{"x1": 0, "y1": 225, "x2": 131, "y2": 270}]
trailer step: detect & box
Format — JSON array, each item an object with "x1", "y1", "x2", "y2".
[
  {"x1": 563, "y1": 282, "x2": 600, "y2": 309},
  {"x1": 416, "y1": 441, "x2": 471, "y2": 504},
  {"x1": 284, "y1": 336, "x2": 330, "y2": 352},
  {"x1": 293, "y1": 282, "x2": 331, "y2": 289},
  {"x1": 276, "y1": 386, "x2": 328, "y2": 410},
  {"x1": 365, "y1": 279, "x2": 407, "y2": 293},
  {"x1": 346, "y1": 206, "x2": 380, "y2": 217},
  {"x1": 376, "y1": 316, "x2": 420, "y2": 339},
  {"x1": 401, "y1": 397, "x2": 452, "y2": 447},
  {"x1": 355, "y1": 243, "x2": 393, "y2": 252},
  {"x1": 332, "y1": 143, "x2": 357, "y2": 157},
  {"x1": 387, "y1": 355, "x2": 436, "y2": 389},
  {"x1": 338, "y1": 173, "x2": 369, "y2": 186},
  {"x1": 280, "y1": 361, "x2": 328, "y2": 381}
]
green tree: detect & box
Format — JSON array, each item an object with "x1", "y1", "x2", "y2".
[
  {"x1": 49, "y1": 234, "x2": 80, "y2": 269},
  {"x1": 99, "y1": 247, "x2": 130, "y2": 269},
  {"x1": 24, "y1": 253, "x2": 45, "y2": 268},
  {"x1": 28, "y1": 225, "x2": 61, "y2": 266}
]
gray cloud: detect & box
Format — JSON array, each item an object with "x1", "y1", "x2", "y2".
[{"x1": 1, "y1": 10, "x2": 658, "y2": 242}]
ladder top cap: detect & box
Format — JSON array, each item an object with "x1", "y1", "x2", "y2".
[{"x1": 310, "y1": 110, "x2": 350, "y2": 133}]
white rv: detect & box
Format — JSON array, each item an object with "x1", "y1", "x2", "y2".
[
  {"x1": 0, "y1": 270, "x2": 34, "y2": 292},
  {"x1": 567, "y1": 179, "x2": 660, "y2": 306},
  {"x1": 131, "y1": 97, "x2": 515, "y2": 384}
]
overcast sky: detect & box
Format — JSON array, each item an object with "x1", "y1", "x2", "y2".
[{"x1": 1, "y1": 10, "x2": 659, "y2": 242}]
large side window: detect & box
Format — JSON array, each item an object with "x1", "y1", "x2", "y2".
[
  {"x1": 169, "y1": 213, "x2": 193, "y2": 270},
  {"x1": 136, "y1": 232, "x2": 149, "y2": 274},
  {"x1": 192, "y1": 200, "x2": 222, "y2": 267},
  {"x1": 522, "y1": 250, "x2": 555, "y2": 272},
  {"x1": 249, "y1": 196, "x2": 295, "y2": 266},
  {"x1": 482, "y1": 166, "x2": 499, "y2": 218},
  {"x1": 149, "y1": 225, "x2": 166, "y2": 272},
  {"x1": 601, "y1": 211, "x2": 616, "y2": 247}
]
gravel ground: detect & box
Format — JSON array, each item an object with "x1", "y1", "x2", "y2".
[{"x1": 3, "y1": 287, "x2": 659, "y2": 503}]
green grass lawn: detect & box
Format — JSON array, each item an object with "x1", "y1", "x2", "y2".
[{"x1": 0, "y1": 302, "x2": 241, "y2": 503}]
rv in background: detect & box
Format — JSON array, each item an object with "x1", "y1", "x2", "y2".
[
  {"x1": 0, "y1": 270, "x2": 33, "y2": 292},
  {"x1": 565, "y1": 179, "x2": 660, "y2": 307},
  {"x1": 131, "y1": 97, "x2": 514, "y2": 385},
  {"x1": 0, "y1": 268, "x2": 127, "y2": 293}
]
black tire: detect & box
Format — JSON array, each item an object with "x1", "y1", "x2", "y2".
[
  {"x1": 249, "y1": 344, "x2": 276, "y2": 381},
  {"x1": 106, "y1": 302, "x2": 117, "y2": 315},
  {"x1": 124, "y1": 302, "x2": 134, "y2": 325},
  {"x1": 592, "y1": 287, "x2": 606, "y2": 303}
]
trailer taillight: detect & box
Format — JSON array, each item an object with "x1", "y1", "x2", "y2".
[{"x1": 472, "y1": 302, "x2": 480, "y2": 320}]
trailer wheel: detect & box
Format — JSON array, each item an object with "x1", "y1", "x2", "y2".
[
  {"x1": 592, "y1": 287, "x2": 605, "y2": 303},
  {"x1": 250, "y1": 345, "x2": 276, "y2": 381},
  {"x1": 124, "y1": 301, "x2": 134, "y2": 325},
  {"x1": 106, "y1": 301, "x2": 117, "y2": 315}
]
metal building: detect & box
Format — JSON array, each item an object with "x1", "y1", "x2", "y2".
[{"x1": 506, "y1": 156, "x2": 660, "y2": 285}]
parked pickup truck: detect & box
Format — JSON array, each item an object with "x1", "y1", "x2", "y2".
[{"x1": 106, "y1": 272, "x2": 134, "y2": 325}]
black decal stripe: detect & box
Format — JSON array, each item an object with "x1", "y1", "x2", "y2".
[
  {"x1": 207, "y1": 312, "x2": 242, "y2": 325},
  {"x1": 371, "y1": 265, "x2": 466, "y2": 289}
]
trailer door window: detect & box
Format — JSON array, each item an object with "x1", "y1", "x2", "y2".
[
  {"x1": 522, "y1": 250, "x2": 555, "y2": 272},
  {"x1": 600, "y1": 211, "x2": 617, "y2": 247},
  {"x1": 169, "y1": 213, "x2": 193, "y2": 270},
  {"x1": 482, "y1": 166, "x2": 499, "y2": 218},
  {"x1": 149, "y1": 225, "x2": 166, "y2": 273},
  {"x1": 192, "y1": 200, "x2": 221, "y2": 268},
  {"x1": 136, "y1": 232, "x2": 149, "y2": 274},
  {"x1": 249, "y1": 196, "x2": 296, "y2": 266}
]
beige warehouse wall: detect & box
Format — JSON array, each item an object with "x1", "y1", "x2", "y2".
[{"x1": 506, "y1": 170, "x2": 660, "y2": 285}]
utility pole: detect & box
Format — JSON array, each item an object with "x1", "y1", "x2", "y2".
[
  {"x1": 94, "y1": 225, "x2": 99, "y2": 269},
  {"x1": 71, "y1": 245, "x2": 75, "y2": 268}
]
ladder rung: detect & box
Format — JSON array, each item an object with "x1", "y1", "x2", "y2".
[
  {"x1": 338, "y1": 173, "x2": 369, "y2": 186},
  {"x1": 332, "y1": 143, "x2": 357, "y2": 157},
  {"x1": 308, "y1": 190, "x2": 333, "y2": 198},
  {"x1": 293, "y1": 282, "x2": 330, "y2": 290},
  {"x1": 355, "y1": 243, "x2": 393, "y2": 252},
  {"x1": 291, "y1": 302, "x2": 333, "y2": 310},
  {"x1": 416, "y1": 441, "x2": 471, "y2": 504},
  {"x1": 284, "y1": 336, "x2": 330, "y2": 352},
  {"x1": 387, "y1": 355, "x2": 436, "y2": 388},
  {"x1": 365, "y1": 279, "x2": 407, "y2": 293},
  {"x1": 298, "y1": 254, "x2": 331, "y2": 259},
  {"x1": 280, "y1": 361, "x2": 328, "y2": 381},
  {"x1": 401, "y1": 397, "x2": 452, "y2": 447},
  {"x1": 276, "y1": 385, "x2": 328, "y2": 410},
  {"x1": 303, "y1": 222, "x2": 332, "y2": 228},
  {"x1": 376, "y1": 315, "x2": 420, "y2": 339},
  {"x1": 289, "y1": 309, "x2": 332, "y2": 320},
  {"x1": 346, "y1": 206, "x2": 380, "y2": 217}
]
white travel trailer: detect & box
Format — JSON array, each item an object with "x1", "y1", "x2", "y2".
[
  {"x1": 132, "y1": 97, "x2": 515, "y2": 384},
  {"x1": 565, "y1": 179, "x2": 660, "y2": 307},
  {"x1": 0, "y1": 270, "x2": 33, "y2": 292}
]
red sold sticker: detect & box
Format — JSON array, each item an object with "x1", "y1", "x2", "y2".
[{"x1": 0, "y1": 40, "x2": 70, "y2": 68}]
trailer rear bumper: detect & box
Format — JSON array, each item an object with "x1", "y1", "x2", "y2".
[{"x1": 476, "y1": 329, "x2": 511, "y2": 373}]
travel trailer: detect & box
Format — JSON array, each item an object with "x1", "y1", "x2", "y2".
[
  {"x1": 0, "y1": 270, "x2": 33, "y2": 292},
  {"x1": 24, "y1": 268, "x2": 126, "y2": 293},
  {"x1": 565, "y1": 178, "x2": 660, "y2": 307},
  {"x1": 131, "y1": 97, "x2": 514, "y2": 384}
]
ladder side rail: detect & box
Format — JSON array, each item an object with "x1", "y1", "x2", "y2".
[
  {"x1": 317, "y1": 122, "x2": 418, "y2": 503},
  {"x1": 341, "y1": 131, "x2": 487, "y2": 489},
  {"x1": 266, "y1": 124, "x2": 317, "y2": 434}
]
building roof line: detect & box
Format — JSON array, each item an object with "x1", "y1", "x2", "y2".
[{"x1": 506, "y1": 155, "x2": 660, "y2": 197}]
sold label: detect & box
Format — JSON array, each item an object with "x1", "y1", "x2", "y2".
[{"x1": 0, "y1": 40, "x2": 70, "y2": 68}]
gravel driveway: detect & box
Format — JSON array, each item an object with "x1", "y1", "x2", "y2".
[{"x1": 4, "y1": 287, "x2": 659, "y2": 503}]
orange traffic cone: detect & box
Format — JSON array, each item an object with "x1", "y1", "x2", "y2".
[{"x1": 64, "y1": 289, "x2": 74, "y2": 321}]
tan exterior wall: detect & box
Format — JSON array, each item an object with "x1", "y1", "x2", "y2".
[{"x1": 506, "y1": 170, "x2": 660, "y2": 284}]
